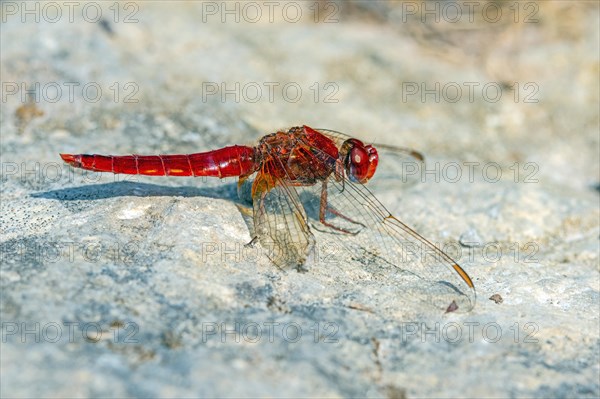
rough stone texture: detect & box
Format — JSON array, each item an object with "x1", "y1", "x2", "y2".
[{"x1": 1, "y1": 1, "x2": 598, "y2": 397}]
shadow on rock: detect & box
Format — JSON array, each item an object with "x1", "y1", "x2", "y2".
[{"x1": 30, "y1": 181, "x2": 245, "y2": 203}]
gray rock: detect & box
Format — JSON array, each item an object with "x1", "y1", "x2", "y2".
[{"x1": 1, "y1": 2, "x2": 598, "y2": 397}]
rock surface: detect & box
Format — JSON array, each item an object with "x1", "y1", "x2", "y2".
[{"x1": 1, "y1": 1, "x2": 598, "y2": 397}]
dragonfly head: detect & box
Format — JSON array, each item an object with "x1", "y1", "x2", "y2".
[{"x1": 341, "y1": 139, "x2": 379, "y2": 184}]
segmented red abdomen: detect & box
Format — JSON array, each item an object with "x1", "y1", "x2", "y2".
[{"x1": 60, "y1": 145, "x2": 256, "y2": 178}]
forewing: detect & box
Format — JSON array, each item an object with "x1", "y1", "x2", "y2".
[
  {"x1": 318, "y1": 178, "x2": 476, "y2": 311},
  {"x1": 313, "y1": 128, "x2": 351, "y2": 147},
  {"x1": 316, "y1": 128, "x2": 423, "y2": 162},
  {"x1": 298, "y1": 133, "x2": 476, "y2": 311},
  {"x1": 252, "y1": 170, "x2": 316, "y2": 271}
]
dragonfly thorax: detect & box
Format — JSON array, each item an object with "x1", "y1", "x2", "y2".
[{"x1": 255, "y1": 127, "x2": 338, "y2": 184}]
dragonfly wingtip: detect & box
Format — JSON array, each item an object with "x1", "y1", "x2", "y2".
[{"x1": 411, "y1": 150, "x2": 425, "y2": 162}]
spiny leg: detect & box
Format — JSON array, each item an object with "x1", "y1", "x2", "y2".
[{"x1": 319, "y1": 177, "x2": 365, "y2": 235}]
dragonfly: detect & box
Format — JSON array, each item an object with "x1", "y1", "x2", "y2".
[{"x1": 60, "y1": 125, "x2": 476, "y2": 311}]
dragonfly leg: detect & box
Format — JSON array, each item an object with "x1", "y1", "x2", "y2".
[
  {"x1": 245, "y1": 236, "x2": 259, "y2": 247},
  {"x1": 319, "y1": 178, "x2": 365, "y2": 235}
]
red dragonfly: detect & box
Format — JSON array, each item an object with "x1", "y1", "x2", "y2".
[{"x1": 60, "y1": 125, "x2": 476, "y2": 311}]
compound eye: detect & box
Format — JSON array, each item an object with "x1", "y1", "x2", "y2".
[{"x1": 347, "y1": 143, "x2": 378, "y2": 183}]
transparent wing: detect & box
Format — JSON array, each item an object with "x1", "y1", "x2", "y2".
[
  {"x1": 315, "y1": 128, "x2": 424, "y2": 162},
  {"x1": 251, "y1": 168, "x2": 316, "y2": 271},
  {"x1": 299, "y1": 134, "x2": 476, "y2": 312},
  {"x1": 311, "y1": 128, "x2": 350, "y2": 147}
]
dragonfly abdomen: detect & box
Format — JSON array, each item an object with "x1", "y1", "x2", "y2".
[{"x1": 60, "y1": 145, "x2": 256, "y2": 178}]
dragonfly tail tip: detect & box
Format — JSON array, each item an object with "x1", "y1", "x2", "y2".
[{"x1": 60, "y1": 153, "x2": 80, "y2": 166}]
